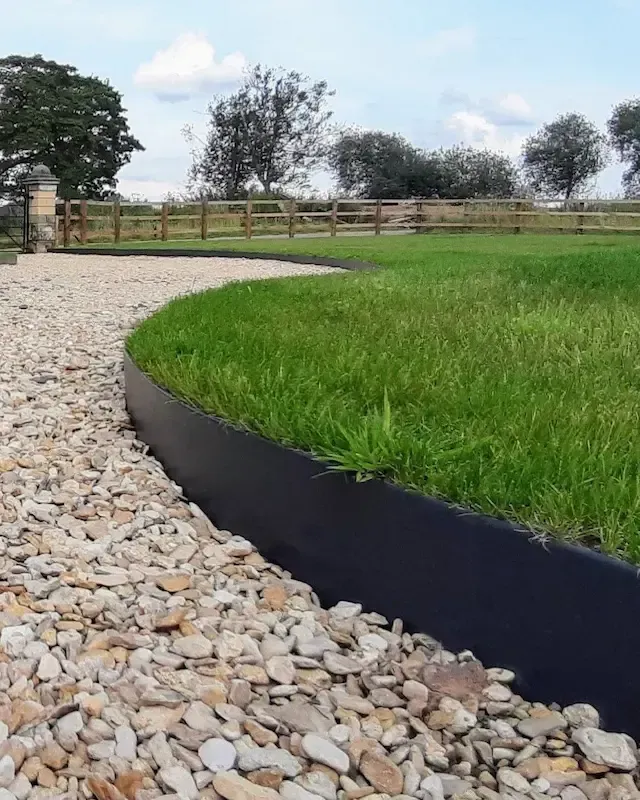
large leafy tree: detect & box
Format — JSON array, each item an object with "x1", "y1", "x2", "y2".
[
  {"x1": 190, "y1": 65, "x2": 333, "y2": 197},
  {"x1": 186, "y1": 95, "x2": 252, "y2": 200},
  {"x1": 328, "y1": 129, "x2": 441, "y2": 198},
  {"x1": 329, "y1": 129, "x2": 517, "y2": 199},
  {"x1": 0, "y1": 54, "x2": 143, "y2": 198},
  {"x1": 435, "y1": 146, "x2": 517, "y2": 199},
  {"x1": 522, "y1": 113, "x2": 607, "y2": 199},
  {"x1": 608, "y1": 100, "x2": 640, "y2": 198}
]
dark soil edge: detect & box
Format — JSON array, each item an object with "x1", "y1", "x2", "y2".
[
  {"x1": 51, "y1": 247, "x2": 376, "y2": 271},
  {"x1": 124, "y1": 352, "x2": 640, "y2": 739}
]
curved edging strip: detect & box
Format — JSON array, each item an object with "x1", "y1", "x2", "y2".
[
  {"x1": 125, "y1": 353, "x2": 640, "y2": 738},
  {"x1": 51, "y1": 247, "x2": 376, "y2": 271}
]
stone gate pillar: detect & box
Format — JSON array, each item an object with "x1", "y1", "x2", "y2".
[{"x1": 22, "y1": 165, "x2": 60, "y2": 253}]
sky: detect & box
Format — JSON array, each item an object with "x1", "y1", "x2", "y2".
[{"x1": 4, "y1": 0, "x2": 639, "y2": 199}]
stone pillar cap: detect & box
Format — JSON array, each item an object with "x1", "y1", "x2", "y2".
[{"x1": 22, "y1": 164, "x2": 59, "y2": 186}]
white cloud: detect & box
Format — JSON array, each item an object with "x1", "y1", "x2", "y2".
[
  {"x1": 498, "y1": 93, "x2": 533, "y2": 120},
  {"x1": 423, "y1": 27, "x2": 476, "y2": 58},
  {"x1": 440, "y1": 89, "x2": 534, "y2": 126},
  {"x1": 134, "y1": 33, "x2": 247, "y2": 100},
  {"x1": 446, "y1": 110, "x2": 526, "y2": 157}
]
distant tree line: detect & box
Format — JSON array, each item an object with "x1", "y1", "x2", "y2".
[
  {"x1": 189, "y1": 65, "x2": 640, "y2": 201},
  {"x1": 3, "y1": 54, "x2": 640, "y2": 201}
]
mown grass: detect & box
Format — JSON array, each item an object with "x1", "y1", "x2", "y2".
[{"x1": 126, "y1": 234, "x2": 640, "y2": 562}]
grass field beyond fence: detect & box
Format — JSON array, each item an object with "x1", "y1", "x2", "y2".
[
  {"x1": 58, "y1": 197, "x2": 640, "y2": 245},
  {"x1": 127, "y1": 234, "x2": 640, "y2": 564}
]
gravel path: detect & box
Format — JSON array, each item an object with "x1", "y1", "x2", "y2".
[{"x1": 0, "y1": 253, "x2": 638, "y2": 800}]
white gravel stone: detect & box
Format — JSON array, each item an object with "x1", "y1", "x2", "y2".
[
  {"x1": 280, "y1": 781, "x2": 323, "y2": 800},
  {"x1": 199, "y1": 738, "x2": 238, "y2": 772},
  {"x1": 148, "y1": 732, "x2": 175, "y2": 766},
  {"x1": 498, "y1": 768, "x2": 532, "y2": 794},
  {"x1": 159, "y1": 763, "x2": 199, "y2": 799},
  {"x1": 300, "y1": 733, "x2": 349, "y2": 773},
  {"x1": 115, "y1": 725, "x2": 138, "y2": 760},
  {"x1": 420, "y1": 775, "x2": 445, "y2": 800},
  {"x1": 238, "y1": 747, "x2": 302, "y2": 777},
  {"x1": 56, "y1": 711, "x2": 84, "y2": 736},
  {"x1": 266, "y1": 656, "x2": 296, "y2": 685},
  {"x1": 37, "y1": 652, "x2": 61, "y2": 681},
  {"x1": 573, "y1": 727, "x2": 638, "y2": 771},
  {"x1": 171, "y1": 634, "x2": 215, "y2": 659},
  {"x1": 8, "y1": 774, "x2": 30, "y2": 800},
  {"x1": 0, "y1": 626, "x2": 34, "y2": 658},
  {"x1": 298, "y1": 769, "x2": 338, "y2": 800},
  {"x1": 564, "y1": 704, "x2": 601, "y2": 729},
  {"x1": 0, "y1": 757, "x2": 15, "y2": 790}
]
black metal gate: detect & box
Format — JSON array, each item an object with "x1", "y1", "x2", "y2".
[{"x1": 0, "y1": 190, "x2": 28, "y2": 250}]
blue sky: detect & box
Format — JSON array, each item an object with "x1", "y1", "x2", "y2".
[{"x1": 6, "y1": 0, "x2": 639, "y2": 198}]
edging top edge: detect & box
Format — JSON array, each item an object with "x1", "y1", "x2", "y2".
[{"x1": 51, "y1": 248, "x2": 377, "y2": 272}]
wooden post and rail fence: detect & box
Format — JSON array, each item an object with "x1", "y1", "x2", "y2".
[{"x1": 53, "y1": 197, "x2": 640, "y2": 247}]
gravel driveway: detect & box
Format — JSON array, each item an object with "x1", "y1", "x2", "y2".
[{"x1": 0, "y1": 253, "x2": 637, "y2": 800}]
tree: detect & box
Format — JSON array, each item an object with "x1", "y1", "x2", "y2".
[
  {"x1": 0, "y1": 55, "x2": 143, "y2": 198},
  {"x1": 608, "y1": 100, "x2": 640, "y2": 198},
  {"x1": 522, "y1": 113, "x2": 608, "y2": 200},
  {"x1": 329, "y1": 130, "x2": 517, "y2": 199},
  {"x1": 185, "y1": 95, "x2": 253, "y2": 200},
  {"x1": 190, "y1": 65, "x2": 333, "y2": 197},
  {"x1": 435, "y1": 146, "x2": 517, "y2": 199},
  {"x1": 329, "y1": 129, "x2": 440, "y2": 198}
]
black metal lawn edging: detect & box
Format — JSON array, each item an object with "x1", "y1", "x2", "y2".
[
  {"x1": 123, "y1": 249, "x2": 640, "y2": 739},
  {"x1": 50, "y1": 247, "x2": 376, "y2": 272},
  {"x1": 125, "y1": 354, "x2": 640, "y2": 738}
]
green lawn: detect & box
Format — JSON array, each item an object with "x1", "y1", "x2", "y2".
[{"x1": 126, "y1": 234, "x2": 640, "y2": 562}]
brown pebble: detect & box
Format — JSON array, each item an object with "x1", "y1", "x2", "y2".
[
  {"x1": 581, "y1": 759, "x2": 610, "y2": 775},
  {"x1": 245, "y1": 718, "x2": 278, "y2": 746},
  {"x1": 153, "y1": 608, "x2": 187, "y2": 631},
  {"x1": 115, "y1": 771, "x2": 146, "y2": 799},
  {"x1": 38, "y1": 766, "x2": 57, "y2": 788},
  {"x1": 40, "y1": 741, "x2": 68, "y2": 770},
  {"x1": 158, "y1": 573, "x2": 191, "y2": 592},
  {"x1": 263, "y1": 583, "x2": 288, "y2": 610},
  {"x1": 247, "y1": 769, "x2": 285, "y2": 789},
  {"x1": 359, "y1": 749, "x2": 404, "y2": 795},
  {"x1": 87, "y1": 776, "x2": 128, "y2": 800}
]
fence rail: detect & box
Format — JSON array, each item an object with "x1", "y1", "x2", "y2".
[{"x1": 54, "y1": 198, "x2": 640, "y2": 246}]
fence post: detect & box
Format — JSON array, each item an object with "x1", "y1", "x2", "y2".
[
  {"x1": 161, "y1": 203, "x2": 169, "y2": 241},
  {"x1": 79, "y1": 200, "x2": 88, "y2": 245},
  {"x1": 374, "y1": 199, "x2": 382, "y2": 235},
  {"x1": 330, "y1": 200, "x2": 337, "y2": 237},
  {"x1": 577, "y1": 201, "x2": 585, "y2": 235},
  {"x1": 63, "y1": 199, "x2": 71, "y2": 247},
  {"x1": 462, "y1": 200, "x2": 470, "y2": 230},
  {"x1": 288, "y1": 200, "x2": 296, "y2": 238},
  {"x1": 514, "y1": 200, "x2": 523, "y2": 234},
  {"x1": 113, "y1": 200, "x2": 121, "y2": 244},
  {"x1": 200, "y1": 200, "x2": 209, "y2": 241},
  {"x1": 245, "y1": 199, "x2": 253, "y2": 239},
  {"x1": 415, "y1": 201, "x2": 423, "y2": 233}
]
